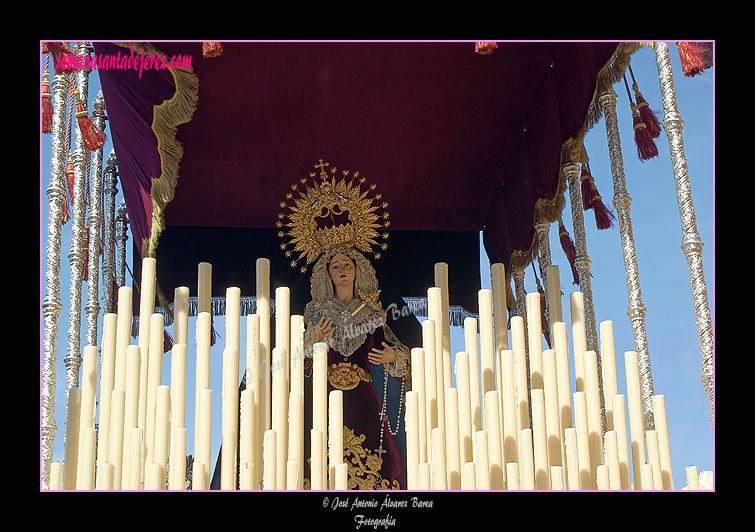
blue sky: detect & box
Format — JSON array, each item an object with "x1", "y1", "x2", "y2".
[{"x1": 40, "y1": 42, "x2": 713, "y2": 490}]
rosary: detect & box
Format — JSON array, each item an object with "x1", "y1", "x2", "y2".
[{"x1": 375, "y1": 368, "x2": 405, "y2": 459}]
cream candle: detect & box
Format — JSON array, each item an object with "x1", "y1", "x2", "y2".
[
  {"x1": 434, "y1": 264, "x2": 453, "y2": 391},
  {"x1": 612, "y1": 394, "x2": 631, "y2": 490},
  {"x1": 96, "y1": 313, "x2": 117, "y2": 468},
  {"x1": 145, "y1": 313, "x2": 164, "y2": 467},
  {"x1": 462, "y1": 462, "x2": 476, "y2": 490},
  {"x1": 153, "y1": 386, "x2": 170, "y2": 485},
  {"x1": 510, "y1": 316, "x2": 529, "y2": 431},
  {"x1": 474, "y1": 430, "x2": 490, "y2": 490},
  {"x1": 263, "y1": 429, "x2": 277, "y2": 490},
  {"x1": 171, "y1": 343, "x2": 188, "y2": 431},
  {"x1": 652, "y1": 395, "x2": 673, "y2": 490},
  {"x1": 173, "y1": 286, "x2": 190, "y2": 345},
  {"x1": 530, "y1": 389, "x2": 548, "y2": 490},
  {"x1": 226, "y1": 286, "x2": 241, "y2": 351},
  {"x1": 418, "y1": 463, "x2": 431, "y2": 490},
  {"x1": 129, "y1": 427, "x2": 144, "y2": 490},
  {"x1": 542, "y1": 349, "x2": 561, "y2": 471},
  {"x1": 197, "y1": 262, "x2": 212, "y2": 314},
  {"x1": 275, "y1": 286, "x2": 290, "y2": 382},
  {"x1": 197, "y1": 388, "x2": 213, "y2": 490},
  {"x1": 170, "y1": 432, "x2": 187, "y2": 490},
  {"x1": 49, "y1": 462, "x2": 63, "y2": 490},
  {"x1": 410, "y1": 348, "x2": 427, "y2": 463},
  {"x1": 272, "y1": 346, "x2": 288, "y2": 488},
  {"x1": 422, "y1": 320, "x2": 439, "y2": 438},
  {"x1": 121, "y1": 345, "x2": 141, "y2": 489},
  {"x1": 564, "y1": 428, "x2": 579, "y2": 490},
  {"x1": 77, "y1": 346, "x2": 97, "y2": 484},
  {"x1": 484, "y1": 391, "x2": 503, "y2": 490},
  {"x1": 289, "y1": 390, "x2": 304, "y2": 490},
  {"x1": 573, "y1": 391, "x2": 592, "y2": 489},
  {"x1": 247, "y1": 313, "x2": 262, "y2": 487},
  {"x1": 286, "y1": 459, "x2": 298, "y2": 490},
  {"x1": 221, "y1": 346, "x2": 240, "y2": 485},
  {"x1": 500, "y1": 349, "x2": 518, "y2": 466},
  {"x1": 431, "y1": 427, "x2": 447, "y2": 490},
  {"x1": 405, "y1": 390, "x2": 420, "y2": 490},
  {"x1": 570, "y1": 292, "x2": 587, "y2": 392},
  {"x1": 685, "y1": 466, "x2": 699, "y2": 490},
  {"x1": 108, "y1": 389, "x2": 125, "y2": 490},
  {"x1": 444, "y1": 387, "x2": 461, "y2": 490},
  {"x1": 604, "y1": 430, "x2": 621, "y2": 490},
  {"x1": 640, "y1": 464, "x2": 654, "y2": 491},
  {"x1": 478, "y1": 289, "x2": 495, "y2": 398},
  {"x1": 240, "y1": 389, "x2": 254, "y2": 486},
  {"x1": 518, "y1": 428, "x2": 534, "y2": 490},
  {"x1": 553, "y1": 321, "x2": 572, "y2": 470},
  {"x1": 624, "y1": 351, "x2": 646, "y2": 490},
  {"x1": 463, "y1": 317, "x2": 482, "y2": 433},
  {"x1": 95, "y1": 462, "x2": 113, "y2": 491},
  {"x1": 596, "y1": 465, "x2": 609, "y2": 490},
  {"x1": 550, "y1": 465, "x2": 564, "y2": 490},
  {"x1": 599, "y1": 321, "x2": 618, "y2": 430},
  {"x1": 256, "y1": 258, "x2": 271, "y2": 432},
  {"x1": 328, "y1": 389, "x2": 343, "y2": 489},
  {"x1": 220, "y1": 427, "x2": 236, "y2": 490},
  {"x1": 193, "y1": 462, "x2": 207, "y2": 491},
  {"x1": 136, "y1": 258, "x2": 156, "y2": 432},
  {"x1": 545, "y1": 265, "x2": 562, "y2": 326},
  {"x1": 455, "y1": 351, "x2": 473, "y2": 464},
  {"x1": 241, "y1": 462, "x2": 255, "y2": 490},
  {"x1": 310, "y1": 428, "x2": 324, "y2": 490},
  {"x1": 114, "y1": 285, "x2": 132, "y2": 391},
  {"x1": 645, "y1": 430, "x2": 663, "y2": 490},
  {"x1": 506, "y1": 462, "x2": 520, "y2": 490},
  {"x1": 195, "y1": 312, "x2": 212, "y2": 448},
  {"x1": 313, "y1": 342, "x2": 328, "y2": 438},
  {"x1": 490, "y1": 263, "x2": 509, "y2": 359},
  {"x1": 335, "y1": 463, "x2": 348, "y2": 490},
  {"x1": 290, "y1": 315, "x2": 305, "y2": 394},
  {"x1": 77, "y1": 426, "x2": 96, "y2": 490},
  {"x1": 583, "y1": 350, "x2": 603, "y2": 479},
  {"x1": 526, "y1": 292, "x2": 543, "y2": 390}
]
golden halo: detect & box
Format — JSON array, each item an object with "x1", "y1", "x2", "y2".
[{"x1": 277, "y1": 159, "x2": 390, "y2": 271}]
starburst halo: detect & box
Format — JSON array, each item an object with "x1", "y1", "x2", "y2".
[{"x1": 277, "y1": 159, "x2": 390, "y2": 272}]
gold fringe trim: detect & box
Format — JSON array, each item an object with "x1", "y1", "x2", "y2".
[
  {"x1": 112, "y1": 42, "x2": 199, "y2": 312},
  {"x1": 508, "y1": 42, "x2": 646, "y2": 284}
]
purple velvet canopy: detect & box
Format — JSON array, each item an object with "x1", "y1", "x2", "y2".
[{"x1": 94, "y1": 41, "x2": 620, "y2": 311}]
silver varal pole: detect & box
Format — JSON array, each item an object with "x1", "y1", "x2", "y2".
[
  {"x1": 64, "y1": 42, "x2": 94, "y2": 392},
  {"x1": 654, "y1": 42, "x2": 714, "y2": 427},
  {"x1": 599, "y1": 85, "x2": 655, "y2": 431},
  {"x1": 41, "y1": 71, "x2": 70, "y2": 490},
  {"x1": 534, "y1": 221, "x2": 552, "y2": 334},
  {"x1": 116, "y1": 199, "x2": 129, "y2": 288},
  {"x1": 85, "y1": 90, "x2": 107, "y2": 347},
  {"x1": 564, "y1": 161, "x2": 607, "y2": 433},
  {"x1": 102, "y1": 149, "x2": 118, "y2": 314}
]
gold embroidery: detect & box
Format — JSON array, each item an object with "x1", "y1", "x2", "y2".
[
  {"x1": 343, "y1": 426, "x2": 401, "y2": 490},
  {"x1": 328, "y1": 362, "x2": 372, "y2": 391}
]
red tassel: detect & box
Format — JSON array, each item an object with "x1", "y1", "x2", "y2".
[
  {"x1": 75, "y1": 99, "x2": 107, "y2": 151},
  {"x1": 62, "y1": 160, "x2": 75, "y2": 224},
  {"x1": 202, "y1": 42, "x2": 223, "y2": 58},
  {"x1": 43, "y1": 42, "x2": 75, "y2": 75},
  {"x1": 634, "y1": 89, "x2": 661, "y2": 139},
  {"x1": 558, "y1": 219, "x2": 579, "y2": 285},
  {"x1": 590, "y1": 191, "x2": 616, "y2": 230},
  {"x1": 580, "y1": 167, "x2": 594, "y2": 211},
  {"x1": 474, "y1": 42, "x2": 498, "y2": 55},
  {"x1": 677, "y1": 42, "x2": 705, "y2": 77},
  {"x1": 631, "y1": 104, "x2": 658, "y2": 161},
  {"x1": 42, "y1": 73, "x2": 53, "y2": 134}
]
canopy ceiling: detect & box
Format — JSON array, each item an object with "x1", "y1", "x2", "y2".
[{"x1": 94, "y1": 41, "x2": 626, "y2": 312}]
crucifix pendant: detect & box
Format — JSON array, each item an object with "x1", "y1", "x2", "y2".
[{"x1": 375, "y1": 445, "x2": 386, "y2": 458}]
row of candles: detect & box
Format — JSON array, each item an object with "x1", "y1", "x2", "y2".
[{"x1": 47, "y1": 256, "x2": 679, "y2": 490}]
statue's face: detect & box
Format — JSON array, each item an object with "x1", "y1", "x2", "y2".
[{"x1": 328, "y1": 253, "x2": 356, "y2": 292}]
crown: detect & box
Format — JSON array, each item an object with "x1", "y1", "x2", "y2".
[{"x1": 277, "y1": 159, "x2": 390, "y2": 272}]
